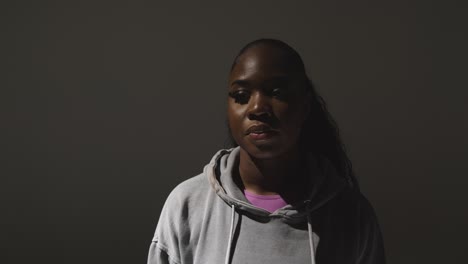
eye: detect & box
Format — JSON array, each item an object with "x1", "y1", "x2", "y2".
[
  {"x1": 269, "y1": 87, "x2": 289, "y2": 101},
  {"x1": 228, "y1": 90, "x2": 250, "y2": 104}
]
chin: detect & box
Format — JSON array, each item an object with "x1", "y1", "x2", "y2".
[{"x1": 240, "y1": 143, "x2": 291, "y2": 160}]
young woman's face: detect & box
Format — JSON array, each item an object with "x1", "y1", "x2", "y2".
[{"x1": 227, "y1": 45, "x2": 311, "y2": 159}]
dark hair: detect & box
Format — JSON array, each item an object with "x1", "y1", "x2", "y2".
[{"x1": 225, "y1": 38, "x2": 359, "y2": 188}]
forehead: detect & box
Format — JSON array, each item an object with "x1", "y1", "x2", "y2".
[{"x1": 230, "y1": 45, "x2": 300, "y2": 81}]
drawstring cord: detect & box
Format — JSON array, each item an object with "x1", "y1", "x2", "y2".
[
  {"x1": 306, "y1": 200, "x2": 317, "y2": 264},
  {"x1": 225, "y1": 204, "x2": 236, "y2": 264},
  {"x1": 307, "y1": 213, "x2": 317, "y2": 264}
]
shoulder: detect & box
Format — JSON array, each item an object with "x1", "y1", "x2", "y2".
[
  {"x1": 351, "y1": 191, "x2": 380, "y2": 223},
  {"x1": 326, "y1": 189, "x2": 386, "y2": 262},
  {"x1": 353, "y1": 193, "x2": 386, "y2": 263},
  {"x1": 153, "y1": 172, "x2": 210, "y2": 237},
  {"x1": 162, "y1": 172, "x2": 210, "y2": 210},
  {"x1": 326, "y1": 188, "x2": 381, "y2": 228}
]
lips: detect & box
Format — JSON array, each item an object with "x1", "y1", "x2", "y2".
[{"x1": 245, "y1": 124, "x2": 275, "y2": 135}]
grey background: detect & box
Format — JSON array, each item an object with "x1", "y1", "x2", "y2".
[{"x1": 2, "y1": 1, "x2": 467, "y2": 263}]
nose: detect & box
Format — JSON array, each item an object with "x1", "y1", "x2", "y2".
[{"x1": 247, "y1": 91, "x2": 272, "y2": 120}]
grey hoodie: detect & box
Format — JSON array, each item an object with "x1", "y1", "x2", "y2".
[{"x1": 147, "y1": 147, "x2": 385, "y2": 264}]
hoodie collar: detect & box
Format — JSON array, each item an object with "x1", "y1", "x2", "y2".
[{"x1": 206, "y1": 147, "x2": 349, "y2": 222}]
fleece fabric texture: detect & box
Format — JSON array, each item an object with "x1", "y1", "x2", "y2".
[{"x1": 147, "y1": 147, "x2": 385, "y2": 264}]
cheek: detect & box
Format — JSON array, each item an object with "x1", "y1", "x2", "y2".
[
  {"x1": 276, "y1": 102, "x2": 308, "y2": 134},
  {"x1": 227, "y1": 103, "x2": 245, "y2": 133}
]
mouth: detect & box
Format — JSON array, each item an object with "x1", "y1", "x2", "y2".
[
  {"x1": 245, "y1": 124, "x2": 278, "y2": 140},
  {"x1": 248, "y1": 131, "x2": 277, "y2": 140},
  {"x1": 245, "y1": 124, "x2": 275, "y2": 135}
]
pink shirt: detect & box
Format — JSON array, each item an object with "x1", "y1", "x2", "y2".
[{"x1": 244, "y1": 190, "x2": 288, "y2": 213}]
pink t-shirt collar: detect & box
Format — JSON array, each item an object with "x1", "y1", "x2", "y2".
[{"x1": 244, "y1": 189, "x2": 288, "y2": 213}]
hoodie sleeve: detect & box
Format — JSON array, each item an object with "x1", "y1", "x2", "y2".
[
  {"x1": 356, "y1": 195, "x2": 386, "y2": 264},
  {"x1": 147, "y1": 186, "x2": 186, "y2": 264},
  {"x1": 147, "y1": 240, "x2": 178, "y2": 264}
]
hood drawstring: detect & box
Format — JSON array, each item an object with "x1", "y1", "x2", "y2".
[
  {"x1": 307, "y1": 213, "x2": 317, "y2": 264},
  {"x1": 225, "y1": 204, "x2": 236, "y2": 264},
  {"x1": 306, "y1": 201, "x2": 317, "y2": 264},
  {"x1": 224, "y1": 202, "x2": 318, "y2": 264}
]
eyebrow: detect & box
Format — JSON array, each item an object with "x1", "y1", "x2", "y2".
[
  {"x1": 264, "y1": 76, "x2": 290, "y2": 85},
  {"x1": 230, "y1": 76, "x2": 290, "y2": 88},
  {"x1": 230, "y1": 80, "x2": 250, "y2": 88}
]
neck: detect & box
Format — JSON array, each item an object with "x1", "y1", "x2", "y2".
[{"x1": 236, "y1": 147, "x2": 309, "y2": 203}]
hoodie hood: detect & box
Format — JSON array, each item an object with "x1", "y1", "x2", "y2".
[{"x1": 206, "y1": 146, "x2": 350, "y2": 222}]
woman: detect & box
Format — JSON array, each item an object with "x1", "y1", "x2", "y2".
[{"x1": 148, "y1": 39, "x2": 385, "y2": 264}]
